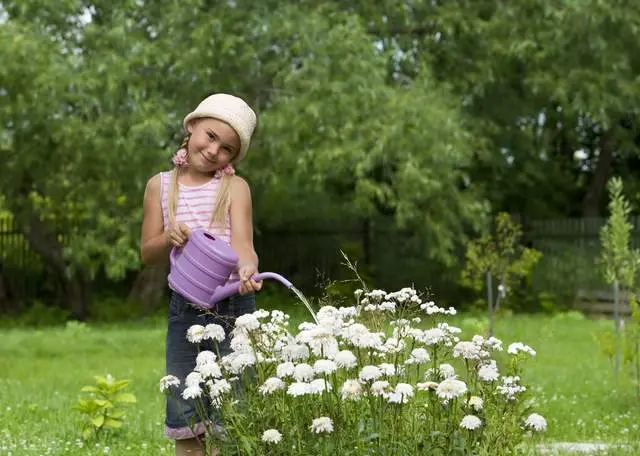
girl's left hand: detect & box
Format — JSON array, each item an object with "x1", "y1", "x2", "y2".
[{"x1": 238, "y1": 263, "x2": 263, "y2": 295}]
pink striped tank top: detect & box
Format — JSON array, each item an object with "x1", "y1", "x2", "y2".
[{"x1": 159, "y1": 171, "x2": 238, "y2": 287}]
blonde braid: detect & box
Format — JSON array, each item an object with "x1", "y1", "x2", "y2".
[
  {"x1": 209, "y1": 174, "x2": 233, "y2": 232},
  {"x1": 167, "y1": 135, "x2": 190, "y2": 226}
]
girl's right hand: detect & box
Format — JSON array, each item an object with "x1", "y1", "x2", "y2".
[{"x1": 165, "y1": 223, "x2": 191, "y2": 248}]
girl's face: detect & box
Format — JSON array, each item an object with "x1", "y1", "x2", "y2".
[{"x1": 186, "y1": 118, "x2": 241, "y2": 172}]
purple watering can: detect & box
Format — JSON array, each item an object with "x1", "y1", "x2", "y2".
[{"x1": 167, "y1": 229, "x2": 293, "y2": 309}]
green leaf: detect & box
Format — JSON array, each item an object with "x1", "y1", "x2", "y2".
[
  {"x1": 103, "y1": 417, "x2": 123, "y2": 429},
  {"x1": 91, "y1": 415, "x2": 105, "y2": 428},
  {"x1": 113, "y1": 393, "x2": 136, "y2": 404},
  {"x1": 81, "y1": 386, "x2": 100, "y2": 393}
]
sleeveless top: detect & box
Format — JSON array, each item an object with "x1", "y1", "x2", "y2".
[{"x1": 159, "y1": 171, "x2": 238, "y2": 286}]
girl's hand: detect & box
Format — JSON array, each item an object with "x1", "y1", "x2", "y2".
[
  {"x1": 238, "y1": 262, "x2": 263, "y2": 295},
  {"x1": 166, "y1": 223, "x2": 191, "y2": 248}
]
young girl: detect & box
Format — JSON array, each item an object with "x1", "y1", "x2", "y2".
[{"x1": 140, "y1": 93, "x2": 263, "y2": 455}]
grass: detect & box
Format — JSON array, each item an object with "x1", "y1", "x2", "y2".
[{"x1": 0, "y1": 307, "x2": 639, "y2": 455}]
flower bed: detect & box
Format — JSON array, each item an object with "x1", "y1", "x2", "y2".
[{"x1": 160, "y1": 287, "x2": 546, "y2": 455}]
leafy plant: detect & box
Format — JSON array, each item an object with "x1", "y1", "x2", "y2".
[
  {"x1": 460, "y1": 212, "x2": 542, "y2": 335},
  {"x1": 74, "y1": 374, "x2": 137, "y2": 440}
]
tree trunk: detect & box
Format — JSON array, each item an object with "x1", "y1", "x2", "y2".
[
  {"x1": 21, "y1": 215, "x2": 90, "y2": 319},
  {"x1": 582, "y1": 132, "x2": 615, "y2": 218},
  {"x1": 128, "y1": 264, "x2": 168, "y2": 312}
]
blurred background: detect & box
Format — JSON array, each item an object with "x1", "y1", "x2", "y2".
[{"x1": 1, "y1": 0, "x2": 639, "y2": 324}]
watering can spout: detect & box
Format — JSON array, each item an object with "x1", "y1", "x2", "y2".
[{"x1": 207, "y1": 272, "x2": 294, "y2": 307}]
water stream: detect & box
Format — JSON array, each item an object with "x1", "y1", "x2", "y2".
[{"x1": 289, "y1": 286, "x2": 319, "y2": 324}]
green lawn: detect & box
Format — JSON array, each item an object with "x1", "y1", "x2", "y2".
[{"x1": 0, "y1": 310, "x2": 639, "y2": 455}]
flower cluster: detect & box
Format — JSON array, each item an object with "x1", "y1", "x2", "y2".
[{"x1": 159, "y1": 287, "x2": 546, "y2": 455}]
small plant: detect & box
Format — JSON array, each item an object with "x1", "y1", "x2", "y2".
[
  {"x1": 598, "y1": 177, "x2": 640, "y2": 382},
  {"x1": 460, "y1": 212, "x2": 542, "y2": 336},
  {"x1": 74, "y1": 374, "x2": 137, "y2": 440}
]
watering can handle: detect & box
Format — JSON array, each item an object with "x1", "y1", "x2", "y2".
[
  {"x1": 169, "y1": 247, "x2": 180, "y2": 268},
  {"x1": 207, "y1": 272, "x2": 294, "y2": 306}
]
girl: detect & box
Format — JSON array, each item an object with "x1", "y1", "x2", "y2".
[{"x1": 140, "y1": 93, "x2": 263, "y2": 455}]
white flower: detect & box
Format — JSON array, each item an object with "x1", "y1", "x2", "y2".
[
  {"x1": 333, "y1": 350, "x2": 358, "y2": 369},
  {"x1": 370, "y1": 380, "x2": 390, "y2": 396},
  {"x1": 235, "y1": 314, "x2": 260, "y2": 332},
  {"x1": 498, "y1": 376, "x2": 526, "y2": 400},
  {"x1": 313, "y1": 359, "x2": 338, "y2": 375},
  {"x1": 281, "y1": 343, "x2": 310, "y2": 362},
  {"x1": 387, "y1": 383, "x2": 414, "y2": 403},
  {"x1": 468, "y1": 396, "x2": 483, "y2": 411},
  {"x1": 478, "y1": 364, "x2": 500, "y2": 382},
  {"x1": 436, "y1": 378, "x2": 467, "y2": 401},
  {"x1": 159, "y1": 375, "x2": 180, "y2": 393},
  {"x1": 276, "y1": 361, "x2": 295, "y2": 378},
  {"x1": 287, "y1": 382, "x2": 312, "y2": 397},
  {"x1": 226, "y1": 352, "x2": 257, "y2": 374},
  {"x1": 359, "y1": 365, "x2": 383, "y2": 382},
  {"x1": 186, "y1": 325, "x2": 206, "y2": 343},
  {"x1": 294, "y1": 363, "x2": 315, "y2": 382},
  {"x1": 204, "y1": 324, "x2": 225, "y2": 342},
  {"x1": 182, "y1": 385, "x2": 202, "y2": 399},
  {"x1": 196, "y1": 351, "x2": 217, "y2": 366},
  {"x1": 378, "y1": 363, "x2": 396, "y2": 376},
  {"x1": 453, "y1": 341, "x2": 483, "y2": 360},
  {"x1": 421, "y1": 328, "x2": 446, "y2": 345},
  {"x1": 486, "y1": 336, "x2": 503, "y2": 351},
  {"x1": 209, "y1": 379, "x2": 232, "y2": 398},
  {"x1": 310, "y1": 417, "x2": 334, "y2": 434},
  {"x1": 341, "y1": 379, "x2": 363, "y2": 400},
  {"x1": 439, "y1": 364, "x2": 456, "y2": 379},
  {"x1": 354, "y1": 289, "x2": 363, "y2": 299},
  {"x1": 460, "y1": 415, "x2": 482, "y2": 430},
  {"x1": 405, "y1": 348, "x2": 430, "y2": 364},
  {"x1": 508, "y1": 342, "x2": 536, "y2": 357},
  {"x1": 196, "y1": 362, "x2": 222, "y2": 379},
  {"x1": 310, "y1": 378, "x2": 332, "y2": 394},
  {"x1": 525, "y1": 413, "x2": 547, "y2": 432},
  {"x1": 185, "y1": 372, "x2": 203, "y2": 388},
  {"x1": 261, "y1": 429, "x2": 282, "y2": 444},
  {"x1": 259, "y1": 377, "x2": 285, "y2": 395}
]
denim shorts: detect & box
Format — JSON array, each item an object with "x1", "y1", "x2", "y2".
[{"x1": 164, "y1": 291, "x2": 256, "y2": 440}]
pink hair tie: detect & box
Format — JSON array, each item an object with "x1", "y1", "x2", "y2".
[
  {"x1": 172, "y1": 148, "x2": 188, "y2": 167},
  {"x1": 215, "y1": 164, "x2": 236, "y2": 178}
]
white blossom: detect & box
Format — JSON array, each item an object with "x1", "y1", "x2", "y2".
[
  {"x1": 204, "y1": 324, "x2": 225, "y2": 342},
  {"x1": 262, "y1": 429, "x2": 282, "y2": 444},
  {"x1": 159, "y1": 375, "x2": 180, "y2": 393},
  {"x1": 186, "y1": 325, "x2": 206, "y2": 343},
  {"x1": 313, "y1": 359, "x2": 338, "y2": 375},
  {"x1": 378, "y1": 363, "x2": 396, "y2": 376},
  {"x1": 405, "y1": 348, "x2": 430, "y2": 365},
  {"x1": 453, "y1": 341, "x2": 483, "y2": 360},
  {"x1": 235, "y1": 314, "x2": 260, "y2": 332},
  {"x1": 525, "y1": 413, "x2": 547, "y2": 432},
  {"x1": 310, "y1": 378, "x2": 332, "y2": 394},
  {"x1": 287, "y1": 382, "x2": 312, "y2": 397},
  {"x1": 508, "y1": 342, "x2": 536, "y2": 357},
  {"x1": 185, "y1": 372, "x2": 203, "y2": 388},
  {"x1": 359, "y1": 365, "x2": 383, "y2": 382},
  {"x1": 294, "y1": 363, "x2": 315, "y2": 382},
  {"x1": 436, "y1": 378, "x2": 467, "y2": 401},
  {"x1": 276, "y1": 361, "x2": 295, "y2": 378},
  {"x1": 498, "y1": 376, "x2": 526, "y2": 400},
  {"x1": 333, "y1": 350, "x2": 358, "y2": 369},
  {"x1": 341, "y1": 379, "x2": 363, "y2": 400},
  {"x1": 310, "y1": 417, "x2": 334, "y2": 434},
  {"x1": 196, "y1": 351, "x2": 217, "y2": 366},
  {"x1": 478, "y1": 363, "x2": 500, "y2": 382},
  {"x1": 370, "y1": 380, "x2": 390, "y2": 396},
  {"x1": 468, "y1": 396, "x2": 483, "y2": 411},
  {"x1": 182, "y1": 385, "x2": 202, "y2": 399},
  {"x1": 460, "y1": 415, "x2": 482, "y2": 430},
  {"x1": 259, "y1": 377, "x2": 285, "y2": 395}
]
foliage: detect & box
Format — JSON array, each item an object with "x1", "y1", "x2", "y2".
[
  {"x1": 461, "y1": 213, "x2": 542, "y2": 312},
  {"x1": 160, "y1": 287, "x2": 545, "y2": 455},
  {"x1": 599, "y1": 177, "x2": 640, "y2": 289},
  {"x1": 74, "y1": 374, "x2": 137, "y2": 440}
]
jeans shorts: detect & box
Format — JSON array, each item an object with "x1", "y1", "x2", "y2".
[{"x1": 164, "y1": 291, "x2": 256, "y2": 440}]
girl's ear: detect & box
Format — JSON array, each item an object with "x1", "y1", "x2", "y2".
[{"x1": 186, "y1": 119, "x2": 197, "y2": 134}]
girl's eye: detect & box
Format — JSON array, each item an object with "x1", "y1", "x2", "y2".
[{"x1": 207, "y1": 132, "x2": 216, "y2": 140}]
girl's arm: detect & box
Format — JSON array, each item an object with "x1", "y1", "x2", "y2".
[
  {"x1": 140, "y1": 174, "x2": 172, "y2": 264},
  {"x1": 230, "y1": 175, "x2": 262, "y2": 293}
]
